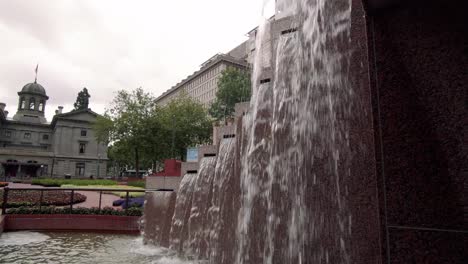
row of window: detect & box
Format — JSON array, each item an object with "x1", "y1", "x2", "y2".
[
  {"x1": 19, "y1": 97, "x2": 45, "y2": 112},
  {"x1": 2, "y1": 138, "x2": 88, "y2": 155},
  {"x1": 188, "y1": 78, "x2": 218, "y2": 97},
  {"x1": 3, "y1": 161, "x2": 98, "y2": 177},
  {"x1": 75, "y1": 162, "x2": 101, "y2": 176},
  {"x1": 195, "y1": 89, "x2": 216, "y2": 103},
  {"x1": 159, "y1": 66, "x2": 225, "y2": 105},
  {"x1": 3, "y1": 130, "x2": 87, "y2": 139},
  {"x1": 3, "y1": 131, "x2": 49, "y2": 140},
  {"x1": 184, "y1": 66, "x2": 223, "y2": 90}
]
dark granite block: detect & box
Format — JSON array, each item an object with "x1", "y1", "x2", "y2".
[
  {"x1": 388, "y1": 228, "x2": 468, "y2": 264},
  {"x1": 369, "y1": 0, "x2": 467, "y2": 230}
]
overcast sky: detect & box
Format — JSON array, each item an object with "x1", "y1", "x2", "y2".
[{"x1": 0, "y1": 0, "x2": 266, "y2": 121}]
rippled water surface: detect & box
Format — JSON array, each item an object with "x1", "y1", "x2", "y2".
[{"x1": 0, "y1": 231, "x2": 197, "y2": 264}]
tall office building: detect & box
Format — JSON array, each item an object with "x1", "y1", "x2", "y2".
[{"x1": 155, "y1": 43, "x2": 249, "y2": 108}]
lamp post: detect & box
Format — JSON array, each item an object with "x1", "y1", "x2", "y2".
[
  {"x1": 50, "y1": 155, "x2": 56, "y2": 177},
  {"x1": 97, "y1": 154, "x2": 101, "y2": 179}
]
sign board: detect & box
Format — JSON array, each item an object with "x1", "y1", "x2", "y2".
[{"x1": 186, "y1": 148, "x2": 198, "y2": 162}]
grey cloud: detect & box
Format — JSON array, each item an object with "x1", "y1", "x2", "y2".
[{"x1": 0, "y1": 0, "x2": 262, "y2": 121}]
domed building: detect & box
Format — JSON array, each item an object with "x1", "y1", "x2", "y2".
[
  {"x1": 13, "y1": 81, "x2": 49, "y2": 124},
  {"x1": 0, "y1": 80, "x2": 108, "y2": 179}
]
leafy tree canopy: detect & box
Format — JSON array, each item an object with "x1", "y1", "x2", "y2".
[
  {"x1": 93, "y1": 88, "x2": 159, "y2": 175},
  {"x1": 159, "y1": 93, "x2": 212, "y2": 160},
  {"x1": 93, "y1": 88, "x2": 212, "y2": 176},
  {"x1": 208, "y1": 67, "x2": 251, "y2": 120}
]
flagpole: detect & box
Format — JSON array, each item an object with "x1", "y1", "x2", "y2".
[{"x1": 35, "y1": 64, "x2": 39, "y2": 83}]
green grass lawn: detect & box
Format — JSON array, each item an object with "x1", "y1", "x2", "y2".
[
  {"x1": 61, "y1": 184, "x2": 145, "y2": 198},
  {"x1": 126, "y1": 180, "x2": 145, "y2": 188}
]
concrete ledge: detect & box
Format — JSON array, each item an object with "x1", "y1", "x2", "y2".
[
  {"x1": 4, "y1": 214, "x2": 140, "y2": 234},
  {"x1": 234, "y1": 102, "x2": 249, "y2": 118},
  {"x1": 197, "y1": 145, "x2": 217, "y2": 164},
  {"x1": 0, "y1": 215, "x2": 5, "y2": 235},
  {"x1": 146, "y1": 176, "x2": 181, "y2": 191},
  {"x1": 213, "y1": 124, "x2": 237, "y2": 145},
  {"x1": 181, "y1": 162, "x2": 198, "y2": 177}
]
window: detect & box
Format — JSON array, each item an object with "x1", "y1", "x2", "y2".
[
  {"x1": 39, "y1": 101, "x2": 44, "y2": 112},
  {"x1": 75, "y1": 163, "x2": 85, "y2": 177},
  {"x1": 24, "y1": 132, "x2": 31, "y2": 139},
  {"x1": 29, "y1": 98, "x2": 35, "y2": 110},
  {"x1": 5, "y1": 131, "x2": 11, "y2": 137},
  {"x1": 42, "y1": 134, "x2": 49, "y2": 140},
  {"x1": 20, "y1": 97, "x2": 25, "y2": 109},
  {"x1": 79, "y1": 143, "x2": 86, "y2": 154},
  {"x1": 81, "y1": 130, "x2": 87, "y2": 137},
  {"x1": 42, "y1": 165, "x2": 48, "y2": 174}
]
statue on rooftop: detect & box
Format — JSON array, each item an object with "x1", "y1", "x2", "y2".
[{"x1": 74, "y1": 88, "x2": 91, "y2": 110}]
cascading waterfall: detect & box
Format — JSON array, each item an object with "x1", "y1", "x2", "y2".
[
  {"x1": 143, "y1": 191, "x2": 176, "y2": 247},
  {"x1": 206, "y1": 138, "x2": 238, "y2": 263},
  {"x1": 143, "y1": 0, "x2": 355, "y2": 263},
  {"x1": 186, "y1": 156, "x2": 217, "y2": 258},
  {"x1": 237, "y1": 0, "x2": 353, "y2": 263},
  {"x1": 169, "y1": 172, "x2": 198, "y2": 252}
]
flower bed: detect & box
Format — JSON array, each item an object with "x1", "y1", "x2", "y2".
[
  {"x1": 7, "y1": 206, "x2": 142, "y2": 216},
  {"x1": 0, "y1": 190, "x2": 86, "y2": 208}
]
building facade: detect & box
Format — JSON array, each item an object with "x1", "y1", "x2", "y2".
[
  {"x1": 245, "y1": 14, "x2": 296, "y2": 76},
  {"x1": 156, "y1": 48, "x2": 249, "y2": 108},
  {"x1": 0, "y1": 81, "x2": 108, "y2": 179}
]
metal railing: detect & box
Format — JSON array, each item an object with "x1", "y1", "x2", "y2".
[{"x1": 1, "y1": 187, "x2": 174, "y2": 215}]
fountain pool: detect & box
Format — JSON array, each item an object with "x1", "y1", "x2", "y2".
[{"x1": 0, "y1": 231, "x2": 199, "y2": 264}]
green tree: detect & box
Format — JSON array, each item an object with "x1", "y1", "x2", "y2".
[
  {"x1": 159, "y1": 93, "x2": 212, "y2": 160},
  {"x1": 106, "y1": 141, "x2": 133, "y2": 176},
  {"x1": 93, "y1": 88, "x2": 159, "y2": 178},
  {"x1": 74, "y1": 88, "x2": 91, "y2": 110},
  {"x1": 94, "y1": 88, "x2": 212, "y2": 177},
  {"x1": 209, "y1": 67, "x2": 251, "y2": 120}
]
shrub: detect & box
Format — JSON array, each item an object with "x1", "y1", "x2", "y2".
[
  {"x1": 126, "y1": 207, "x2": 143, "y2": 216},
  {"x1": 31, "y1": 178, "x2": 117, "y2": 187},
  {"x1": 7, "y1": 206, "x2": 143, "y2": 216}
]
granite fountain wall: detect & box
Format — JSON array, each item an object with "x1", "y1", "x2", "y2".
[{"x1": 364, "y1": 0, "x2": 467, "y2": 262}]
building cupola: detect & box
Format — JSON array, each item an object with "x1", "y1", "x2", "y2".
[{"x1": 13, "y1": 69, "x2": 50, "y2": 124}]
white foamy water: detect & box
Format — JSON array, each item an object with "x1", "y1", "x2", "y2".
[
  {"x1": 0, "y1": 231, "x2": 50, "y2": 246},
  {"x1": 152, "y1": 257, "x2": 199, "y2": 264},
  {"x1": 142, "y1": 0, "x2": 355, "y2": 263},
  {"x1": 0, "y1": 232, "x2": 202, "y2": 264},
  {"x1": 237, "y1": 0, "x2": 353, "y2": 263},
  {"x1": 130, "y1": 237, "x2": 171, "y2": 256}
]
